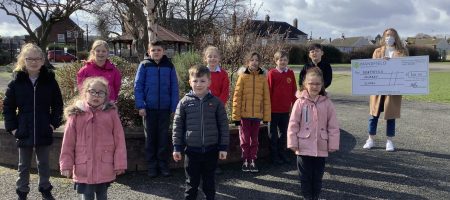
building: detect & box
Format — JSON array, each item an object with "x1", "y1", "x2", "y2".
[
  {"x1": 34, "y1": 17, "x2": 85, "y2": 51},
  {"x1": 248, "y1": 15, "x2": 308, "y2": 45},
  {"x1": 330, "y1": 36, "x2": 372, "y2": 53},
  {"x1": 406, "y1": 37, "x2": 450, "y2": 58}
]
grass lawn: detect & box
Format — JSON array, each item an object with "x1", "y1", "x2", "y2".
[{"x1": 294, "y1": 72, "x2": 450, "y2": 104}]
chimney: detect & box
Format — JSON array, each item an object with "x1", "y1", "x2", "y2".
[
  {"x1": 265, "y1": 14, "x2": 270, "y2": 22},
  {"x1": 341, "y1": 33, "x2": 345, "y2": 40},
  {"x1": 293, "y1": 18, "x2": 298, "y2": 28}
]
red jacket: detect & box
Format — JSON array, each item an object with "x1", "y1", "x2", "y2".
[
  {"x1": 209, "y1": 67, "x2": 229, "y2": 105},
  {"x1": 77, "y1": 60, "x2": 122, "y2": 101},
  {"x1": 267, "y1": 68, "x2": 297, "y2": 113},
  {"x1": 60, "y1": 101, "x2": 127, "y2": 184}
]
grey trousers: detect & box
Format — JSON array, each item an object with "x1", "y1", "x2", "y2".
[{"x1": 16, "y1": 146, "x2": 52, "y2": 193}]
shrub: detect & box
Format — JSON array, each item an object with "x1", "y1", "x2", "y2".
[
  {"x1": 47, "y1": 43, "x2": 65, "y2": 51},
  {"x1": 322, "y1": 45, "x2": 343, "y2": 63},
  {"x1": 0, "y1": 50, "x2": 11, "y2": 65},
  {"x1": 350, "y1": 46, "x2": 377, "y2": 60},
  {"x1": 172, "y1": 51, "x2": 203, "y2": 98},
  {"x1": 55, "y1": 56, "x2": 142, "y2": 127},
  {"x1": 407, "y1": 45, "x2": 440, "y2": 61},
  {"x1": 288, "y1": 45, "x2": 308, "y2": 65},
  {"x1": 77, "y1": 51, "x2": 89, "y2": 60}
]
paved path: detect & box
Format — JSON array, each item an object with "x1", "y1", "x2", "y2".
[{"x1": 1, "y1": 94, "x2": 449, "y2": 199}]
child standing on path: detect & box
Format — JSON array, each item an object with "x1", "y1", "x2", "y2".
[
  {"x1": 203, "y1": 46, "x2": 230, "y2": 106},
  {"x1": 232, "y1": 52, "x2": 271, "y2": 173},
  {"x1": 3, "y1": 43, "x2": 63, "y2": 200},
  {"x1": 267, "y1": 50, "x2": 297, "y2": 165},
  {"x1": 134, "y1": 41, "x2": 179, "y2": 177},
  {"x1": 172, "y1": 65, "x2": 229, "y2": 200},
  {"x1": 77, "y1": 40, "x2": 122, "y2": 102},
  {"x1": 60, "y1": 77, "x2": 127, "y2": 200},
  {"x1": 298, "y1": 43, "x2": 333, "y2": 90},
  {"x1": 287, "y1": 67, "x2": 340, "y2": 200}
]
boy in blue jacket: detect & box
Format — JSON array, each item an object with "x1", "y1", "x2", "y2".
[{"x1": 134, "y1": 41, "x2": 179, "y2": 177}]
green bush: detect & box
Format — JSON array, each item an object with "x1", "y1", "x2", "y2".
[
  {"x1": 47, "y1": 43, "x2": 65, "y2": 51},
  {"x1": 172, "y1": 51, "x2": 203, "y2": 98},
  {"x1": 350, "y1": 46, "x2": 377, "y2": 60},
  {"x1": 0, "y1": 50, "x2": 11, "y2": 65},
  {"x1": 288, "y1": 45, "x2": 308, "y2": 65},
  {"x1": 322, "y1": 45, "x2": 343, "y2": 63},
  {"x1": 55, "y1": 56, "x2": 142, "y2": 127},
  {"x1": 77, "y1": 51, "x2": 89, "y2": 60},
  {"x1": 407, "y1": 45, "x2": 440, "y2": 61}
]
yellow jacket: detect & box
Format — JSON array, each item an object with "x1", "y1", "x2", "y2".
[{"x1": 232, "y1": 67, "x2": 271, "y2": 122}]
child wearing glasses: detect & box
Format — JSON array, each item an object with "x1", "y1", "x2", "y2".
[
  {"x1": 77, "y1": 40, "x2": 122, "y2": 102},
  {"x1": 60, "y1": 77, "x2": 127, "y2": 200},
  {"x1": 3, "y1": 43, "x2": 64, "y2": 200}
]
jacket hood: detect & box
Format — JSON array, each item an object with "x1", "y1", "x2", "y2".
[
  {"x1": 85, "y1": 59, "x2": 115, "y2": 70},
  {"x1": 14, "y1": 65, "x2": 55, "y2": 82},
  {"x1": 143, "y1": 54, "x2": 170, "y2": 64},
  {"x1": 237, "y1": 66, "x2": 266, "y2": 75},
  {"x1": 65, "y1": 100, "x2": 116, "y2": 117},
  {"x1": 297, "y1": 90, "x2": 328, "y2": 103},
  {"x1": 185, "y1": 90, "x2": 214, "y2": 100}
]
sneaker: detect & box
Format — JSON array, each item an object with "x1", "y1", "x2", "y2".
[
  {"x1": 242, "y1": 160, "x2": 250, "y2": 172},
  {"x1": 386, "y1": 140, "x2": 395, "y2": 151},
  {"x1": 363, "y1": 138, "x2": 375, "y2": 149},
  {"x1": 249, "y1": 160, "x2": 259, "y2": 173}
]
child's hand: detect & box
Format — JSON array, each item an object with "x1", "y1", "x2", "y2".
[
  {"x1": 173, "y1": 152, "x2": 182, "y2": 162},
  {"x1": 219, "y1": 151, "x2": 227, "y2": 160},
  {"x1": 138, "y1": 109, "x2": 146, "y2": 117},
  {"x1": 328, "y1": 149, "x2": 337, "y2": 153},
  {"x1": 115, "y1": 170, "x2": 125, "y2": 175},
  {"x1": 61, "y1": 170, "x2": 72, "y2": 178}
]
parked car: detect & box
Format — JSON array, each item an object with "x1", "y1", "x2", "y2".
[{"x1": 47, "y1": 50, "x2": 77, "y2": 62}]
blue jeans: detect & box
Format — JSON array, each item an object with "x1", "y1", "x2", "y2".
[{"x1": 368, "y1": 115, "x2": 396, "y2": 137}]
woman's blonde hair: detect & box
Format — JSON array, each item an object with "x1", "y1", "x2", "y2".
[
  {"x1": 203, "y1": 46, "x2": 221, "y2": 59},
  {"x1": 381, "y1": 28, "x2": 409, "y2": 55},
  {"x1": 14, "y1": 43, "x2": 44, "y2": 72},
  {"x1": 88, "y1": 40, "x2": 109, "y2": 61}
]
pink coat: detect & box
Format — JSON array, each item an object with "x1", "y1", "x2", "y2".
[
  {"x1": 287, "y1": 90, "x2": 340, "y2": 157},
  {"x1": 77, "y1": 60, "x2": 122, "y2": 101},
  {"x1": 60, "y1": 101, "x2": 127, "y2": 184}
]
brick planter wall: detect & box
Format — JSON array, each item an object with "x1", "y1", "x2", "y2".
[{"x1": 0, "y1": 122, "x2": 269, "y2": 171}]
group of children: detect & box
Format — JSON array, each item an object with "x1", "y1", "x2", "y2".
[{"x1": 3, "y1": 40, "x2": 340, "y2": 200}]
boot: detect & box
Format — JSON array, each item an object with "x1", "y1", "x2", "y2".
[
  {"x1": 39, "y1": 185, "x2": 55, "y2": 200},
  {"x1": 16, "y1": 189, "x2": 28, "y2": 200}
]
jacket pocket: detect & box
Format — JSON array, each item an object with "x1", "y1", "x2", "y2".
[
  {"x1": 320, "y1": 129, "x2": 328, "y2": 140},
  {"x1": 15, "y1": 116, "x2": 30, "y2": 139},
  {"x1": 297, "y1": 127, "x2": 311, "y2": 138},
  {"x1": 74, "y1": 155, "x2": 88, "y2": 178},
  {"x1": 100, "y1": 146, "x2": 115, "y2": 178}
]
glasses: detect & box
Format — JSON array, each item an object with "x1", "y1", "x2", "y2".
[
  {"x1": 87, "y1": 89, "x2": 107, "y2": 98},
  {"x1": 25, "y1": 57, "x2": 43, "y2": 62}
]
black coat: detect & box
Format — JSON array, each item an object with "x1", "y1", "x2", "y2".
[
  {"x1": 298, "y1": 60, "x2": 333, "y2": 89},
  {"x1": 3, "y1": 67, "x2": 63, "y2": 147}
]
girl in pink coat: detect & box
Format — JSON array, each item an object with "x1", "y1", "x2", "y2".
[
  {"x1": 287, "y1": 67, "x2": 340, "y2": 200},
  {"x1": 77, "y1": 40, "x2": 122, "y2": 102},
  {"x1": 60, "y1": 77, "x2": 127, "y2": 200}
]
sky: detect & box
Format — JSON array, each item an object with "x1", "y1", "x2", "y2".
[
  {"x1": 1, "y1": 0, "x2": 450, "y2": 40},
  {"x1": 250, "y1": 0, "x2": 450, "y2": 39}
]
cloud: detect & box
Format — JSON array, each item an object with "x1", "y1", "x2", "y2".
[
  {"x1": 252, "y1": 0, "x2": 450, "y2": 38},
  {"x1": 0, "y1": 22, "x2": 29, "y2": 37}
]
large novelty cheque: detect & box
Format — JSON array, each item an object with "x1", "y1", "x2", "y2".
[{"x1": 351, "y1": 56, "x2": 429, "y2": 95}]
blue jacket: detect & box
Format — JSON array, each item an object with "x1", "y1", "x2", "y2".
[{"x1": 134, "y1": 55, "x2": 179, "y2": 112}]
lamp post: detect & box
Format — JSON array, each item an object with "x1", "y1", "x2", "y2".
[{"x1": 85, "y1": 24, "x2": 89, "y2": 50}]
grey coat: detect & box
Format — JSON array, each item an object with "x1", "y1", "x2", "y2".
[{"x1": 172, "y1": 92, "x2": 229, "y2": 153}]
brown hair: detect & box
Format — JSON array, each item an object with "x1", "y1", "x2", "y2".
[
  {"x1": 381, "y1": 28, "x2": 409, "y2": 55},
  {"x1": 148, "y1": 41, "x2": 165, "y2": 49},
  {"x1": 245, "y1": 51, "x2": 261, "y2": 65},
  {"x1": 189, "y1": 65, "x2": 211, "y2": 79}
]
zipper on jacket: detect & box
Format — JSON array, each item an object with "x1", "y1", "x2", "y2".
[
  {"x1": 200, "y1": 98, "x2": 205, "y2": 153},
  {"x1": 33, "y1": 83, "x2": 37, "y2": 146},
  {"x1": 252, "y1": 73, "x2": 255, "y2": 116}
]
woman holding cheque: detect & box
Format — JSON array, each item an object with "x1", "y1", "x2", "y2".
[{"x1": 363, "y1": 28, "x2": 409, "y2": 152}]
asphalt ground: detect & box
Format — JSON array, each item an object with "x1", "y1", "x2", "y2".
[{"x1": 1, "y1": 94, "x2": 449, "y2": 200}]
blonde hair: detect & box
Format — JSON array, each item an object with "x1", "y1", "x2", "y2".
[
  {"x1": 88, "y1": 40, "x2": 109, "y2": 61},
  {"x1": 273, "y1": 50, "x2": 288, "y2": 62},
  {"x1": 14, "y1": 43, "x2": 44, "y2": 72},
  {"x1": 381, "y1": 28, "x2": 409, "y2": 55},
  {"x1": 203, "y1": 46, "x2": 221, "y2": 59},
  {"x1": 302, "y1": 67, "x2": 325, "y2": 95}
]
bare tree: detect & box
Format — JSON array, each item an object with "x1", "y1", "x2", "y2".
[{"x1": 0, "y1": 0, "x2": 95, "y2": 58}]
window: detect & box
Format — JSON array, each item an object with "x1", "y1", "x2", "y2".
[{"x1": 57, "y1": 34, "x2": 65, "y2": 42}]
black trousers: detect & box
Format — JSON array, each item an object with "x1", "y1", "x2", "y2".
[
  {"x1": 297, "y1": 155, "x2": 326, "y2": 199},
  {"x1": 269, "y1": 113, "x2": 290, "y2": 160},
  {"x1": 184, "y1": 150, "x2": 219, "y2": 200},
  {"x1": 143, "y1": 109, "x2": 171, "y2": 171}
]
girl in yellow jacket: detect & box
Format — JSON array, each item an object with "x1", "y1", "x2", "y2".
[{"x1": 232, "y1": 52, "x2": 271, "y2": 173}]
